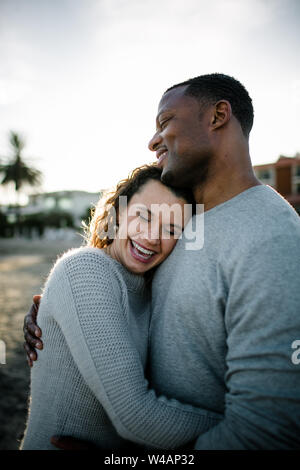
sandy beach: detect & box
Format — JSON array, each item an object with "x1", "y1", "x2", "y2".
[{"x1": 0, "y1": 236, "x2": 83, "y2": 450}]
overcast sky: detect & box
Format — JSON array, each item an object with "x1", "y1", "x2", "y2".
[{"x1": 0, "y1": 0, "x2": 299, "y2": 203}]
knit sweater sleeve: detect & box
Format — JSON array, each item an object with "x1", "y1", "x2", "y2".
[{"x1": 45, "y1": 249, "x2": 221, "y2": 449}]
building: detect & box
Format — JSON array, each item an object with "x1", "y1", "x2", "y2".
[
  {"x1": 253, "y1": 153, "x2": 300, "y2": 214},
  {"x1": 23, "y1": 190, "x2": 102, "y2": 226},
  {"x1": 0, "y1": 189, "x2": 104, "y2": 238}
]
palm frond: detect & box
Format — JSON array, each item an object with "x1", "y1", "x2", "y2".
[
  {"x1": 0, "y1": 132, "x2": 43, "y2": 192},
  {"x1": 9, "y1": 131, "x2": 25, "y2": 154}
]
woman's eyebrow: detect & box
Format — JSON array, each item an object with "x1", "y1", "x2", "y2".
[{"x1": 135, "y1": 205, "x2": 153, "y2": 216}]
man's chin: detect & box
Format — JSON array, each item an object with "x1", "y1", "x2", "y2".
[
  {"x1": 161, "y1": 167, "x2": 175, "y2": 186},
  {"x1": 161, "y1": 166, "x2": 190, "y2": 189}
]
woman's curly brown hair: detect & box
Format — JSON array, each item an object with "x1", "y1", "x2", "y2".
[{"x1": 85, "y1": 163, "x2": 195, "y2": 249}]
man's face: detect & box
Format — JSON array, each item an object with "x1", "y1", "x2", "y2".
[{"x1": 148, "y1": 86, "x2": 213, "y2": 189}]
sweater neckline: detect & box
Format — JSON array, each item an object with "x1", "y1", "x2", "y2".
[
  {"x1": 203, "y1": 184, "x2": 268, "y2": 218},
  {"x1": 89, "y1": 247, "x2": 146, "y2": 293}
]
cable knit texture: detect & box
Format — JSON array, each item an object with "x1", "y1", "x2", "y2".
[{"x1": 21, "y1": 247, "x2": 221, "y2": 450}]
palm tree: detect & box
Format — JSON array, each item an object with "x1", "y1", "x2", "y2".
[
  {"x1": 0, "y1": 132, "x2": 42, "y2": 192},
  {"x1": 0, "y1": 131, "x2": 42, "y2": 231}
]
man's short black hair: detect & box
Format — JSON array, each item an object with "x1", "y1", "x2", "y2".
[{"x1": 165, "y1": 73, "x2": 254, "y2": 137}]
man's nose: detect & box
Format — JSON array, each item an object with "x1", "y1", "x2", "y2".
[{"x1": 148, "y1": 131, "x2": 162, "y2": 152}]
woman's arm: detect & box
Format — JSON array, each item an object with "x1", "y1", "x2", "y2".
[{"x1": 46, "y1": 249, "x2": 222, "y2": 449}]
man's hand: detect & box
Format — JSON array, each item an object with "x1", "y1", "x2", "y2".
[
  {"x1": 23, "y1": 295, "x2": 43, "y2": 367},
  {"x1": 50, "y1": 435, "x2": 97, "y2": 450}
]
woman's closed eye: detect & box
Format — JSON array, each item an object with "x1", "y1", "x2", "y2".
[
  {"x1": 138, "y1": 211, "x2": 150, "y2": 222},
  {"x1": 162, "y1": 226, "x2": 182, "y2": 237}
]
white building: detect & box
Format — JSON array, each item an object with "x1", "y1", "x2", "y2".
[{"x1": 22, "y1": 190, "x2": 102, "y2": 226}]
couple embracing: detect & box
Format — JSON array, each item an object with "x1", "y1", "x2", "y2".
[{"x1": 22, "y1": 73, "x2": 300, "y2": 450}]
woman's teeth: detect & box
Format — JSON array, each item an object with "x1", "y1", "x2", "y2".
[{"x1": 131, "y1": 240, "x2": 155, "y2": 259}]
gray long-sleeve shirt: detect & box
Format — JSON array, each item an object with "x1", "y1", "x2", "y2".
[
  {"x1": 21, "y1": 247, "x2": 221, "y2": 450},
  {"x1": 149, "y1": 185, "x2": 300, "y2": 449}
]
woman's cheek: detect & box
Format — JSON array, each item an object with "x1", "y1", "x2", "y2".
[{"x1": 161, "y1": 238, "x2": 177, "y2": 259}]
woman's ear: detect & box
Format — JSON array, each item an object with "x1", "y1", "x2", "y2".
[{"x1": 211, "y1": 100, "x2": 232, "y2": 130}]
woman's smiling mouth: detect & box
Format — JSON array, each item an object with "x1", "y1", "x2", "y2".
[{"x1": 129, "y1": 240, "x2": 157, "y2": 263}]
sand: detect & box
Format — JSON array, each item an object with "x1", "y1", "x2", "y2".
[{"x1": 0, "y1": 236, "x2": 83, "y2": 450}]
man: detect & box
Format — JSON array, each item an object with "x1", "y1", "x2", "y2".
[{"x1": 24, "y1": 73, "x2": 300, "y2": 449}]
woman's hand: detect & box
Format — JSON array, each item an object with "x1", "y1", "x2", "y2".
[{"x1": 23, "y1": 295, "x2": 43, "y2": 367}]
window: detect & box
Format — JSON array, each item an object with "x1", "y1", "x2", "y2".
[
  {"x1": 258, "y1": 169, "x2": 271, "y2": 180},
  {"x1": 58, "y1": 198, "x2": 72, "y2": 210},
  {"x1": 45, "y1": 197, "x2": 56, "y2": 209}
]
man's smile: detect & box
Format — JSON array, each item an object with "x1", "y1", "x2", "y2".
[{"x1": 156, "y1": 148, "x2": 168, "y2": 167}]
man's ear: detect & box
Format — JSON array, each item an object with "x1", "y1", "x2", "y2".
[{"x1": 211, "y1": 100, "x2": 232, "y2": 129}]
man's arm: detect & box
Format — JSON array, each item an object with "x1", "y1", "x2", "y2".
[
  {"x1": 23, "y1": 295, "x2": 43, "y2": 366},
  {"x1": 195, "y1": 234, "x2": 300, "y2": 449}
]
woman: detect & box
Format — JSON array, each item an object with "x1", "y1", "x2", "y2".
[{"x1": 21, "y1": 164, "x2": 221, "y2": 450}]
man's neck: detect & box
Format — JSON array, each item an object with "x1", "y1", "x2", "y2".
[{"x1": 193, "y1": 151, "x2": 261, "y2": 211}]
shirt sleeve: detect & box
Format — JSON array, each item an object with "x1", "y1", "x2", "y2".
[
  {"x1": 194, "y1": 234, "x2": 300, "y2": 449},
  {"x1": 45, "y1": 249, "x2": 222, "y2": 449}
]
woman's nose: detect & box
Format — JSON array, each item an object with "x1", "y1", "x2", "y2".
[
  {"x1": 148, "y1": 131, "x2": 162, "y2": 152},
  {"x1": 146, "y1": 222, "x2": 161, "y2": 245}
]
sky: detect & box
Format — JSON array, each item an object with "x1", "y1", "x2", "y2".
[{"x1": 0, "y1": 0, "x2": 299, "y2": 204}]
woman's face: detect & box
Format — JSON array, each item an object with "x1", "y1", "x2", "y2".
[{"x1": 108, "y1": 179, "x2": 191, "y2": 274}]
